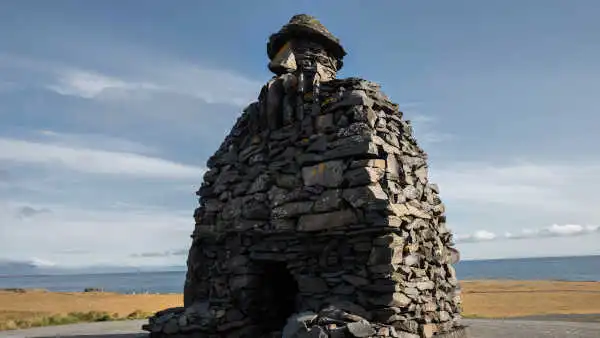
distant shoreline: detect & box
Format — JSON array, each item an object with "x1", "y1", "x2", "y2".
[
  {"x1": 2, "y1": 278, "x2": 600, "y2": 295},
  {"x1": 0, "y1": 269, "x2": 187, "y2": 279},
  {"x1": 1, "y1": 254, "x2": 598, "y2": 278}
]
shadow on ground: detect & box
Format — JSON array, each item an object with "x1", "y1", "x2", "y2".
[{"x1": 36, "y1": 335, "x2": 145, "y2": 338}]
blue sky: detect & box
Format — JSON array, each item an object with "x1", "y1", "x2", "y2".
[{"x1": 1, "y1": 0, "x2": 599, "y2": 267}]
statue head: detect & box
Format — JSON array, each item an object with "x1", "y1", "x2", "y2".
[{"x1": 267, "y1": 14, "x2": 346, "y2": 80}]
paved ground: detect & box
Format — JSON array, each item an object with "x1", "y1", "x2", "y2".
[
  {"x1": 0, "y1": 320, "x2": 147, "y2": 338},
  {"x1": 465, "y1": 318, "x2": 600, "y2": 337},
  {"x1": 505, "y1": 314, "x2": 600, "y2": 323},
  {"x1": 1, "y1": 319, "x2": 600, "y2": 338}
]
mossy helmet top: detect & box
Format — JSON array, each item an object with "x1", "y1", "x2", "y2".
[{"x1": 267, "y1": 14, "x2": 347, "y2": 71}]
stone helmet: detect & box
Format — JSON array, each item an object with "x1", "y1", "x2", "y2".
[{"x1": 267, "y1": 14, "x2": 347, "y2": 71}]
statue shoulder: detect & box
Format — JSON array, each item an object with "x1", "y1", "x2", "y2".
[
  {"x1": 322, "y1": 77, "x2": 400, "y2": 115},
  {"x1": 327, "y1": 76, "x2": 378, "y2": 87},
  {"x1": 242, "y1": 100, "x2": 260, "y2": 115}
]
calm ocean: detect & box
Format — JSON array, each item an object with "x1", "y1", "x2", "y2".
[{"x1": 0, "y1": 255, "x2": 598, "y2": 294}]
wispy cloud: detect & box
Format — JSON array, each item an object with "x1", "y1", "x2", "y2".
[
  {"x1": 29, "y1": 257, "x2": 57, "y2": 267},
  {"x1": 1, "y1": 8, "x2": 599, "y2": 264},
  {"x1": 55, "y1": 249, "x2": 91, "y2": 255},
  {"x1": 455, "y1": 230, "x2": 497, "y2": 243},
  {"x1": 147, "y1": 64, "x2": 262, "y2": 106},
  {"x1": 405, "y1": 113, "x2": 454, "y2": 145},
  {"x1": 35, "y1": 130, "x2": 158, "y2": 155},
  {"x1": 456, "y1": 224, "x2": 600, "y2": 243},
  {"x1": 505, "y1": 224, "x2": 600, "y2": 239},
  {"x1": 3, "y1": 54, "x2": 262, "y2": 108},
  {"x1": 0, "y1": 136, "x2": 203, "y2": 179},
  {"x1": 1, "y1": 53, "x2": 261, "y2": 147},
  {"x1": 46, "y1": 69, "x2": 159, "y2": 100},
  {"x1": 15, "y1": 205, "x2": 51, "y2": 219},
  {"x1": 132, "y1": 249, "x2": 188, "y2": 258},
  {"x1": 408, "y1": 113, "x2": 436, "y2": 124},
  {"x1": 0, "y1": 201, "x2": 193, "y2": 267},
  {"x1": 431, "y1": 160, "x2": 600, "y2": 212}
]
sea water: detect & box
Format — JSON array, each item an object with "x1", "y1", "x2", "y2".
[{"x1": 0, "y1": 255, "x2": 598, "y2": 294}]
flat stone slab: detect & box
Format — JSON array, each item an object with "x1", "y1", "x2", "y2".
[{"x1": 1, "y1": 319, "x2": 600, "y2": 338}]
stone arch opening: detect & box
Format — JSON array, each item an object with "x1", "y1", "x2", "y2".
[{"x1": 252, "y1": 260, "x2": 299, "y2": 333}]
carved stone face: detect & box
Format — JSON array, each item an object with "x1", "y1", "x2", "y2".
[
  {"x1": 268, "y1": 39, "x2": 338, "y2": 82},
  {"x1": 268, "y1": 41, "x2": 297, "y2": 75}
]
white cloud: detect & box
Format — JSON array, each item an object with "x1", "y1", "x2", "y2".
[
  {"x1": 457, "y1": 223, "x2": 600, "y2": 243},
  {"x1": 548, "y1": 224, "x2": 599, "y2": 235},
  {"x1": 405, "y1": 113, "x2": 454, "y2": 144},
  {"x1": 0, "y1": 136, "x2": 203, "y2": 179},
  {"x1": 505, "y1": 224, "x2": 600, "y2": 239},
  {"x1": 149, "y1": 64, "x2": 262, "y2": 106},
  {"x1": 4, "y1": 54, "x2": 262, "y2": 108},
  {"x1": 430, "y1": 161, "x2": 600, "y2": 213},
  {"x1": 435, "y1": 158, "x2": 600, "y2": 257},
  {"x1": 2, "y1": 30, "x2": 599, "y2": 264},
  {"x1": 46, "y1": 69, "x2": 159, "y2": 99},
  {"x1": 455, "y1": 230, "x2": 497, "y2": 243},
  {"x1": 0, "y1": 201, "x2": 193, "y2": 267},
  {"x1": 132, "y1": 249, "x2": 188, "y2": 258},
  {"x1": 36, "y1": 130, "x2": 158, "y2": 154},
  {"x1": 0, "y1": 55, "x2": 261, "y2": 142},
  {"x1": 29, "y1": 257, "x2": 57, "y2": 267},
  {"x1": 15, "y1": 205, "x2": 51, "y2": 219}
]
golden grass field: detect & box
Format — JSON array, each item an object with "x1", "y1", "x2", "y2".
[
  {"x1": 460, "y1": 280, "x2": 600, "y2": 318},
  {"x1": 1, "y1": 280, "x2": 599, "y2": 330},
  {"x1": 0, "y1": 290, "x2": 182, "y2": 330}
]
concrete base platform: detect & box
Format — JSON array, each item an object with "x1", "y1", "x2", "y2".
[{"x1": 1, "y1": 319, "x2": 600, "y2": 338}]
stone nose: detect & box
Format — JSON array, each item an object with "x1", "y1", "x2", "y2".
[{"x1": 268, "y1": 42, "x2": 297, "y2": 75}]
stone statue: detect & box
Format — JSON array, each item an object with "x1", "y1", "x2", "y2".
[
  {"x1": 144, "y1": 14, "x2": 467, "y2": 338},
  {"x1": 256, "y1": 14, "x2": 347, "y2": 135}
]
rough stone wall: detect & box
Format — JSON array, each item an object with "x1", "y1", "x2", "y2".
[{"x1": 144, "y1": 77, "x2": 465, "y2": 338}]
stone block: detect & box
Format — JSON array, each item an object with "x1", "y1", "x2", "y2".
[
  {"x1": 297, "y1": 275, "x2": 328, "y2": 294},
  {"x1": 370, "y1": 292, "x2": 412, "y2": 308},
  {"x1": 272, "y1": 201, "x2": 314, "y2": 218},
  {"x1": 323, "y1": 135, "x2": 379, "y2": 160},
  {"x1": 302, "y1": 160, "x2": 345, "y2": 187},
  {"x1": 313, "y1": 189, "x2": 343, "y2": 212},
  {"x1": 368, "y1": 246, "x2": 403, "y2": 265},
  {"x1": 342, "y1": 184, "x2": 388, "y2": 208},
  {"x1": 344, "y1": 167, "x2": 385, "y2": 186},
  {"x1": 297, "y1": 209, "x2": 357, "y2": 232}
]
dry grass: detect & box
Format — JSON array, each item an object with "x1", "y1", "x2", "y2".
[
  {"x1": 0, "y1": 289, "x2": 182, "y2": 331},
  {"x1": 0, "y1": 289, "x2": 182, "y2": 317},
  {"x1": 1, "y1": 280, "x2": 600, "y2": 330},
  {"x1": 461, "y1": 280, "x2": 600, "y2": 318},
  {"x1": 0, "y1": 310, "x2": 151, "y2": 331}
]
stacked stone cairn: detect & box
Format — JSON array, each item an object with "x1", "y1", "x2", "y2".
[{"x1": 143, "y1": 14, "x2": 467, "y2": 338}]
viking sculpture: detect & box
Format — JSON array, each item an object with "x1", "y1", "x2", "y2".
[{"x1": 144, "y1": 14, "x2": 466, "y2": 338}]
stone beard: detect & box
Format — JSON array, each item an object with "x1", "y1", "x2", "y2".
[
  {"x1": 261, "y1": 39, "x2": 342, "y2": 134},
  {"x1": 268, "y1": 39, "x2": 340, "y2": 82}
]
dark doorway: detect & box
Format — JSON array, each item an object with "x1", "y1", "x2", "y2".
[{"x1": 252, "y1": 261, "x2": 299, "y2": 333}]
